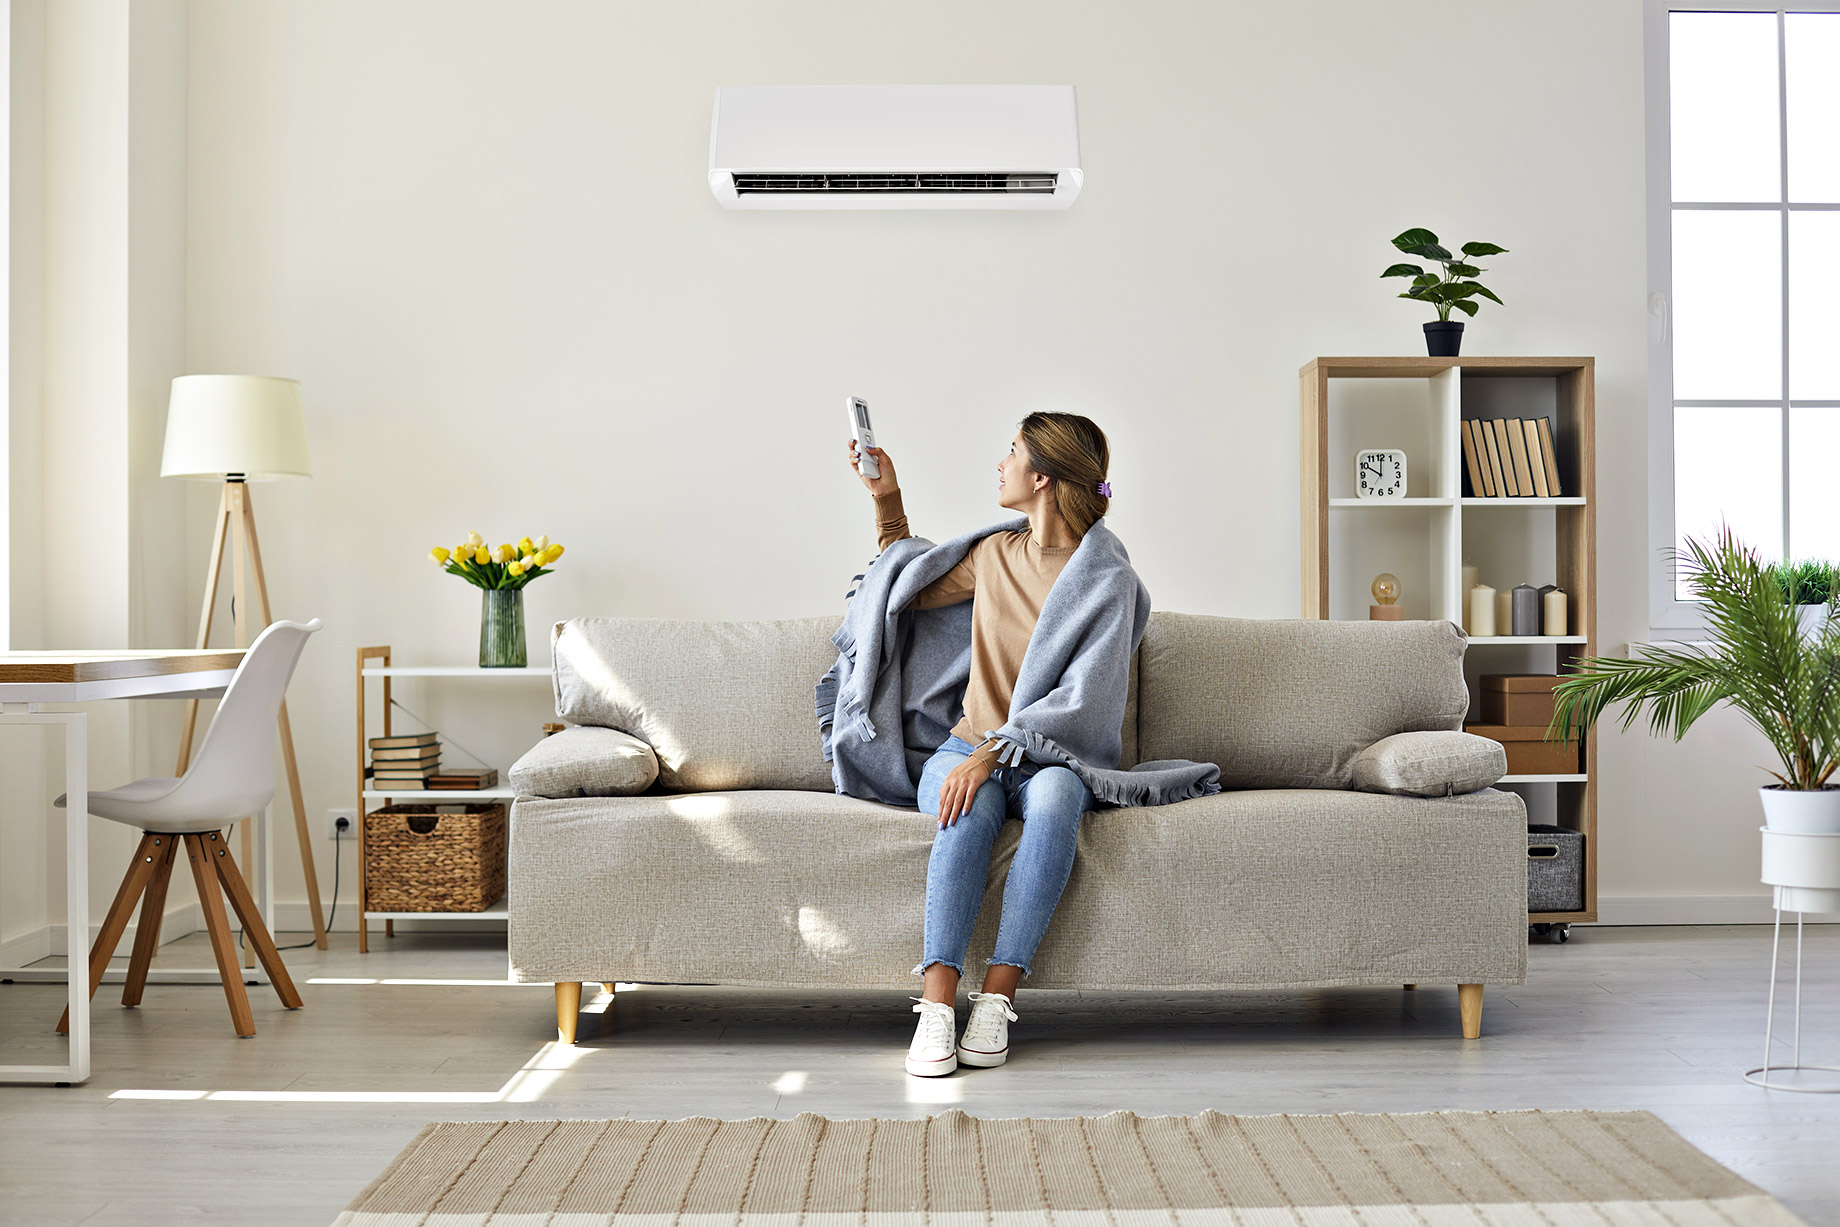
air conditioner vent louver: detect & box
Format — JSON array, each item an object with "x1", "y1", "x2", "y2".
[
  {"x1": 709, "y1": 86, "x2": 1082, "y2": 210},
  {"x1": 733, "y1": 172, "x2": 1058, "y2": 195}
]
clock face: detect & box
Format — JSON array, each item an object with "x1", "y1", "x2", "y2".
[{"x1": 1356, "y1": 449, "x2": 1407, "y2": 499}]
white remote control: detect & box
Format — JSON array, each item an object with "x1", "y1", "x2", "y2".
[{"x1": 848, "y1": 397, "x2": 880, "y2": 479}]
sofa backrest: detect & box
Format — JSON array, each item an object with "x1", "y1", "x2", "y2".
[
  {"x1": 552, "y1": 615, "x2": 1142, "y2": 792},
  {"x1": 1135, "y1": 613, "x2": 1469, "y2": 790},
  {"x1": 554, "y1": 616, "x2": 839, "y2": 792}
]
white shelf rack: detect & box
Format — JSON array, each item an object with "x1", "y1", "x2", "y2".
[
  {"x1": 355, "y1": 647, "x2": 552, "y2": 951},
  {"x1": 1302, "y1": 357, "x2": 1598, "y2": 925}
]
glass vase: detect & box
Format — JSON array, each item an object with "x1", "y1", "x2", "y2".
[{"x1": 479, "y1": 588, "x2": 527, "y2": 668}]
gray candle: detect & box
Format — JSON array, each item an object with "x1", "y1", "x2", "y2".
[{"x1": 1511, "y1": 583, "x2": 1541, "y2": 635}]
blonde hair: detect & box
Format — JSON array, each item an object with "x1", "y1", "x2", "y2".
[{"x1": 1018, "y1": 412, "x2": 1110, "y2": 538}]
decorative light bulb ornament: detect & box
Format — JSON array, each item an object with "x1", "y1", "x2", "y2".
[{"x1": 1370, "y1": 572, "x2": 1403, "y2": 621}]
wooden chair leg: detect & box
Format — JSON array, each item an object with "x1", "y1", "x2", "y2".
[
  {"x1": 57, "y1": 833, "x2": 161, "y2": 1034},
  {"x1": 1458, "y1": 983, "x2": 1484, "y2": 1039},
  {"x1": 185, "y1": 833, "x2": 256, "y2": 1037},
  {"x1": 122, "y1": 835, "x2": 180, "y2": 1007},
  {"x1": 204, "y1": 830, "x2": 303, "y2": 1010},
  {"x1": 556, "y1": 982, "x2": 582, "y2": 1045}
]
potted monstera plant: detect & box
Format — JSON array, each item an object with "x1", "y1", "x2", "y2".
[
  {"x1": 1549, "y1": 525, "x2": 1840, "y2": 834},
  {"x1": 1382, "y1": 228, "x2": 1507, "y2": 356}
]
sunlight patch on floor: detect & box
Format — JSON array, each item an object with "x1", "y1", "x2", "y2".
[{"x1": 108, "y1": 1040, "x2": 594, "y2": 1105}]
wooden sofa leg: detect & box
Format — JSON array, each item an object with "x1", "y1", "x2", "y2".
[
  {"x1": 555, "y1": 982, "x2": 582, "y2": 1044},
  {"x1": 1402, "y1": 983, "x2": 1416, "y2": 990},
  {"x1": 1458, "y1": 983, "x2": 1483, "y2": 1039}
]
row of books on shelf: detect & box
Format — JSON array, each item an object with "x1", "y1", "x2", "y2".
[
  {"x1": 368, "y1": 731, "x2": 498, "y2": 790},
  {"x1": 1461, "y1": 416, "x2": 1565, "y2": 499}
]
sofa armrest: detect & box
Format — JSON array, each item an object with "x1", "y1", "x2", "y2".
[
  {"x1": 509, "y1": 725, "x2": 659, "y2": 798},
  {"x1": 1350, "y1": 731, "x2": 1506, "y2": 798}
]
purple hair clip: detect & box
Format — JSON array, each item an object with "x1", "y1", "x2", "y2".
[{"x1": 1096, "y1": 481, "x2": 1112, "y2": 498}]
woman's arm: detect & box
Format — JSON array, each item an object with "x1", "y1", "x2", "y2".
[{"x1": 849, "y1": 441, "x2": 976, "y2": 606}]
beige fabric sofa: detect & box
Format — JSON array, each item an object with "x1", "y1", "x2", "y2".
[{"x1": 508, "y1": 612, "x2": 1528, "y2": 1043}]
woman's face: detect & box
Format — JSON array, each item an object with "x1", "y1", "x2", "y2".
[{"x1": 997, "y1": 432, "x2": 1042, "y2": 511}]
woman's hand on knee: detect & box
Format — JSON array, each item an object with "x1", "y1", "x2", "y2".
[{"x1": 936, "y1": 758, "x2": 992, "y2": 827}]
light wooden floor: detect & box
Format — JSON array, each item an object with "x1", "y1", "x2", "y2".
[{"x1": 2, "y1": 924, "x2": 1837, "y2": 1226}]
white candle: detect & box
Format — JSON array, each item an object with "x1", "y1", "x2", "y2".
[
  {"x1": 1544, "y1": 588, "x2": 1569, "y2": 637},
  {"x1": 1469, "y1": 584, "x2": 1497, "y2": 637},
  {"x1": 1496, "y1": 590, "x2": 1513, "y2": 636},
  {"x1": 1461, "y1": 563, "x2": 1479, "y2": 630}
]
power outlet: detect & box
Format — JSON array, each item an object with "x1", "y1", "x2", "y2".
[{"x1": 327, "y1": 808, "x2": 357, "y2": 841}]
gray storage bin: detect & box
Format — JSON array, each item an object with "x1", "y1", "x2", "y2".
[{"x1": 1527, "y1": 823, "x2": 1584, "y2": 912}]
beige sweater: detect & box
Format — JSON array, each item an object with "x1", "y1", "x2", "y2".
[{"x1": 874, "y1": 490, "x2": 1075, "y2": 771}]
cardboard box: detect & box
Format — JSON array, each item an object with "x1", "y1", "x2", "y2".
[
  {"x1": 1464, "y1": 722, "x2": 1580, "y2": 775},
  {"x1": 1480, "y1": 674, "x2": 1562, "y2": 726}
]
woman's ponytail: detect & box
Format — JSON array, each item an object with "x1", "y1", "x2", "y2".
[{"x1": 1018, "y1": 411, "x2": 1111, "y2": 538}]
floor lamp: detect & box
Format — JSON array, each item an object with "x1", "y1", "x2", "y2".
[{"x1": 161, "y1": 375, "x2": 328, "y2": 954}]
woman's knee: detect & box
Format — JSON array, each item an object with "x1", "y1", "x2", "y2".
[{"x1": 1028, "y1": 766, "x2": 1092, "y2": 817}]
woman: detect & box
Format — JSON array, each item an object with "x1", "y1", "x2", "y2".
[{"x1": 848, "y1": 412, "x2": 1114, "y2": 1077}]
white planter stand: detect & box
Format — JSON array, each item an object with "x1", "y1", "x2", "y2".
[{"x1": 1746, "y1": 828, "x2": 1840, "y2": 1092}]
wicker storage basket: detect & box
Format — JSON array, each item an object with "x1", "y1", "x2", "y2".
[{"x1": 365, "y1": 804, "x2": 507, "y2": 912}]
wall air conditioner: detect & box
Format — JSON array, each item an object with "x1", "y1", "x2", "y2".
[{"x1": 708, "y1": 85, "x2": 1082, "y2": 211}]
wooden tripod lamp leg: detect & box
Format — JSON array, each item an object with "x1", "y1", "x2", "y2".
[
  {"x1": 176, "y1": 484, "x2": 234, "y2": 774},
  {"x1": 179, "y1": 480, "x2": 330, "y2": 954},
  {"x1": 239, "y1": 488, "x2": 327, "y2": 949}
]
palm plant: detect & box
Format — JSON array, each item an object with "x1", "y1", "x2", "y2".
[{"x1": 1548, "y1": 525, "x2": 1840, "y2": 790}]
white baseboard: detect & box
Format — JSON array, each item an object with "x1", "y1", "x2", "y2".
[
  {"x1": 1595, "y1": 894, "x2": 1838, "y2": 925},
  {"x1": 3, "y1": 901, "x2": 203, "y2": 964},
  {"x1": 0, "y1": 925, "x2": 51, "y2": 969}
]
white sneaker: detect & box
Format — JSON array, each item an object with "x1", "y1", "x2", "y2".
[
  {"x1": 906, "y1": 998, "x2": 959, "y2": 1077},
  {"x1": 957, "y1": 991, "x2": 1017, "y2": 1067}
]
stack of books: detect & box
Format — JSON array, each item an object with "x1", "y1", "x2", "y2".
[
  {"x1": 427, "y1": 767, "x2": 499, "y2": 790},
  {"x1": 369, "y1": 732, "x2": 440, "y2": 790},
  {"x1": 1460, "y1": 416, "x2": 1565, "y2": 499}
]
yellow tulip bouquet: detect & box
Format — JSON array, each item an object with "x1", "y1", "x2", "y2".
[
  {"x1": 431, "y1": 532, "x2": 565, "y2": 666},
  {"x1": 429, "y1": 531, "x2": 564, "y2": 590}
]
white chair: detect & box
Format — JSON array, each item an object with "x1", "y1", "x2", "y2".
[{"x1": 55, "y1": 618, "x2": 322, "y2": 1038}]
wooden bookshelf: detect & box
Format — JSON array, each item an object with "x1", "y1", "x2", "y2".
[{"x1": 1301, "y1": 357, "x2": 1597, "y2": 927}]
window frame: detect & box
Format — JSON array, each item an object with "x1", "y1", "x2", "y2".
[{"x1": 1646, "y1": 0, "x2": 1840, "y2": 634}]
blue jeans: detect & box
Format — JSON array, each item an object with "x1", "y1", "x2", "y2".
[{"x1": 917, "y1": 735, "x2": 1095, "y2": 978}]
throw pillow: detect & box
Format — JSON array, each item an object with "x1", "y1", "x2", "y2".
[
  {"x1": 509, "y1": 726, "x2": 659, "y2": 798},
  {"x1": 1350, "y1": 730, "x2": 1505, "y2": 797}
]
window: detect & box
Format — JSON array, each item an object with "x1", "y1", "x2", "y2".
[{"x1": 1647, "y1": 3, "x2": 1840, "y2": 623}]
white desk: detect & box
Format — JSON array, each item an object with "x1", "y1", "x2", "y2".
[{"x1": 0, "y1": 650, "x2": 242, "y2": 1085}]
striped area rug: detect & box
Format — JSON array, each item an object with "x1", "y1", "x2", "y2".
[{"x1": 335, "y1": 1108, "x2": 1806, "y2": 1226}]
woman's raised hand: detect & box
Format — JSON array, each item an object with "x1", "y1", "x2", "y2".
[{"x1": 848, "y1": 438, "x2": 899, "y2": 497}]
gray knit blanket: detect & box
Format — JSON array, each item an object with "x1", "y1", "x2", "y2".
[{"x1": 815, "y1": 516, "x2": 1221, "y2": 808}]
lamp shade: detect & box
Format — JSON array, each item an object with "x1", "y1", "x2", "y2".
[{"x1": 160, "y1": 375, "x2": 311, "y2": 480}]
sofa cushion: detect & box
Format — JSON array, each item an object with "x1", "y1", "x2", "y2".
[
  {"x1": 554, "y1": 615, "x2": 1143, "y2": 789},
  {"x1": 1351, "y1": 731, "x2": 1505, "y2": 797},
  {"x1": 507, "y1": 785, "x2": 1528, "y2": 990},
  {"x1": 553, "y1": 616, "x2": 839, "y2": 791},
  {"x1": 509, "y1": 726, "x2": 659, "y2": 798},
  {"x1": 1136, "y1": 614, "x2": 1470, "y2": 790}
]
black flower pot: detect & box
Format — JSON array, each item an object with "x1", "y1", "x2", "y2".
[{"x1": 1424, "y1": 320, "x2": 1465, "y2": 357}]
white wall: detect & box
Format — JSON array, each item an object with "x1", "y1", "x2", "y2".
[
  {"x1": 1, "y1": 0, "x2": 193, "y2": 958},
  {"x1": 7, "y1": 0, "x2": 1787, "y2": 937}
]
